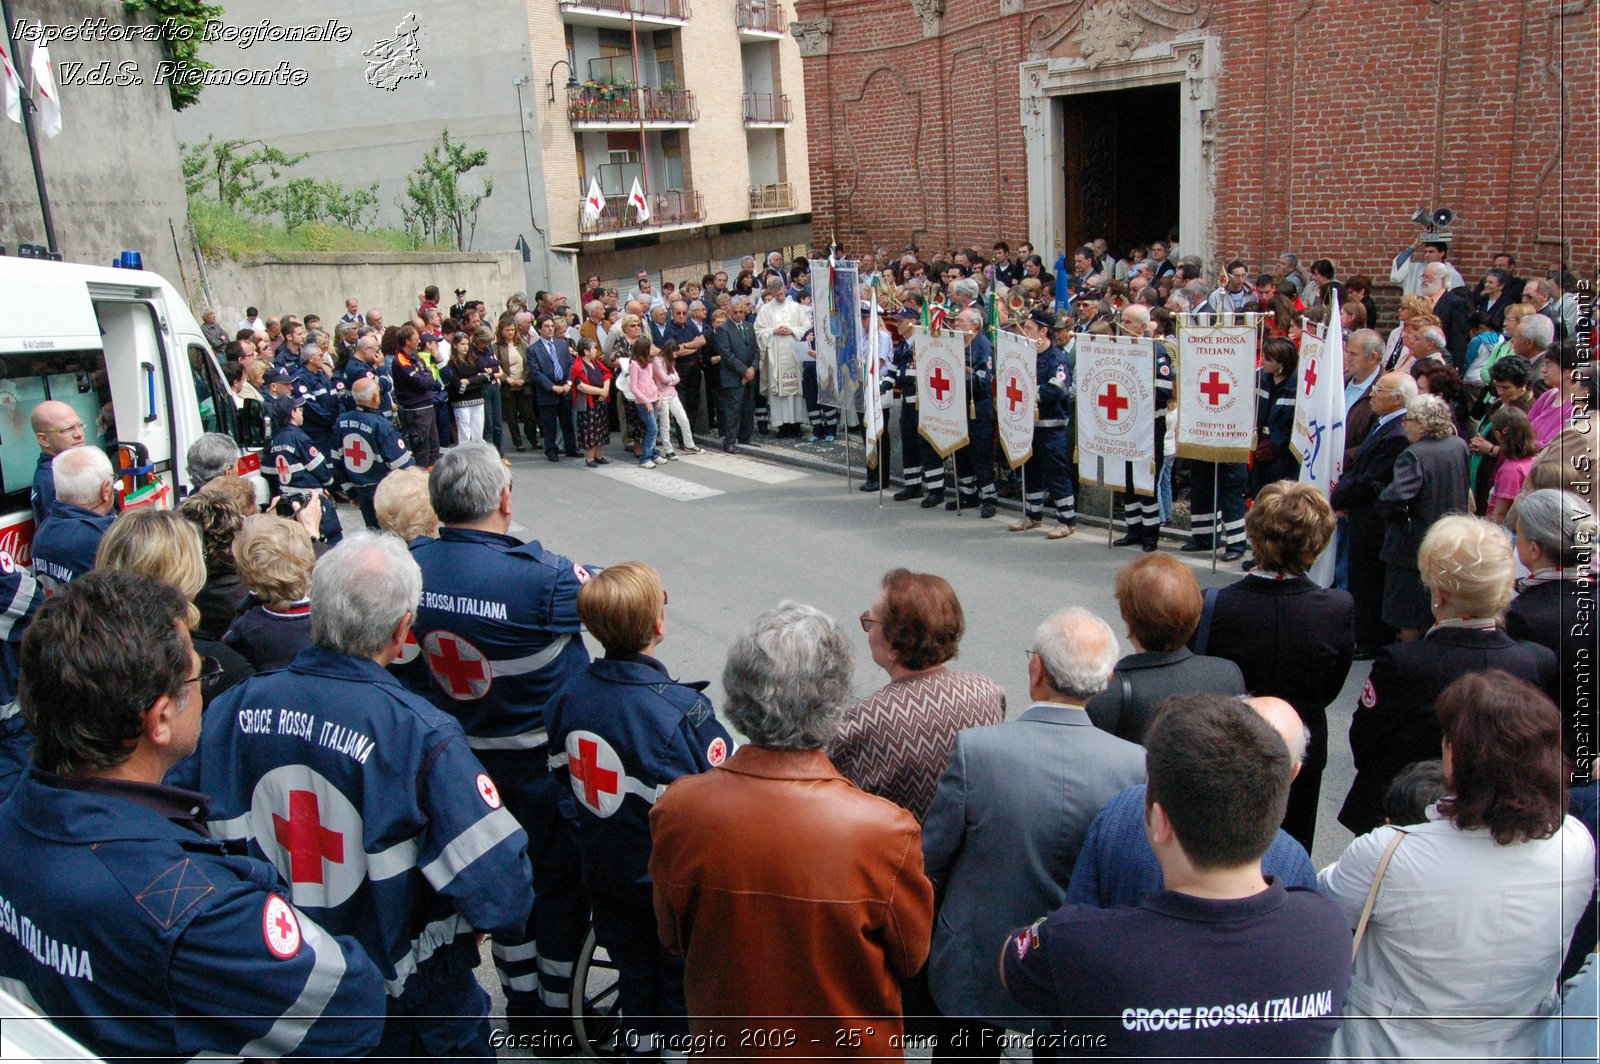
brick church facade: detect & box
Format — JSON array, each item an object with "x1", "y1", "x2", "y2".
[{"x1": 787, "y1": 0, "x2": 1597, "y2": 286}]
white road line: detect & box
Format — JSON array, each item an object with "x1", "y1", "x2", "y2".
[
  {"x1": 671, "y1": 451, "x2": 809, "y2": 484},
  {"x1": 591, "y1": 463, "x2": 726, "y2": 501}
]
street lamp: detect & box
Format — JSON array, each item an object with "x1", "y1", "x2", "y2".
[{"x1": 547, "y1": 60, "x2": 579, "y2": 104}]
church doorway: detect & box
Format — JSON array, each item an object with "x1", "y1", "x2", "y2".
[{"x1": 1060, "y1": 83, "x2": 1181, "y2": 260}]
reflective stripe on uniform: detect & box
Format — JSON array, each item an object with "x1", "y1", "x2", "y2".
[
  {"x1": 0, "y1": 699, "x2": 17, "y2": 722},
  {"x1": 0, "y1": 571, "x2": 40, "y2": 639},
  {"x1": 546, "y1": 752, "x2": 669, "y2": 806},
  {"x1": 385, "y1": 913, "x2": 471, "y2": 997},
  {"x1": 224, "y1": 913, "x2": 348, "y2": 1059},
  {"x1": 466, "y1": 728, "x2": 548, "y2": 751},
  {"x1": 487, "y1": 633, "x2": 572, "y2": 679},
  {"x1": 418, "y1": 807, "x2": 522, "y2": 892}
]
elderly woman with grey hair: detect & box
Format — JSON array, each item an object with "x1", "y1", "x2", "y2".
[
  {"x1": 1378, "y1": 393, "x2": 1471, "y2": 638},
  {"x1": 184, "y1": 432, "x2": 242, "y2": 490},
  {"x1": 649, "y1": 603, "x2": 934, "y2": 1058}
]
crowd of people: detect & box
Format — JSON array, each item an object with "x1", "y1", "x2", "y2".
[{"x1": 0, "y1": 234, "x2": 1594, "y2": 1063}]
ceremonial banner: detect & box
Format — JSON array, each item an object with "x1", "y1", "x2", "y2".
[
  {"x1": 1176, "y1": 323, "x2": 1258, "y2": 462},
  {"x1": 994, "y1": 331, "x2": 1037, "y2": 468},
  {"x1": 862, "y1": 300, "x2": 885, "y2": 465},
  {"x1": 1292, "y1": 293, "x2": 1348, "y2": 585},
  {"x1": 915, "y1": 327, "x2": 968, "y2": 457},
  {"x1": 817, "y1": 263, "x2": 860, "y2": 410},
  {"x1": 1075, "y1": 334, "x2": 1156, "y2": 492}
]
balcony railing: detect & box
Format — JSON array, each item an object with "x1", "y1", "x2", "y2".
[
  {"x1": 560, "y1": 0, "x2": 690, "y2": 21},
  {"x1": 748, "y1": 182, "x2": 794, "y2": 213},
  {"x1": 568, "y1": 85, "x2": 698, "y2": 125},
  {"x1": 736, "y1": 0, "x2": 785, "y2": 34},
  {"x1": 742, "y1": 92, "x2": 792, "y2": 125},
  {"x1": 580, "y1": 189, "x2": 705, "y2": 236}
]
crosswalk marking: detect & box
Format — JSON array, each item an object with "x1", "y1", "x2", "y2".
[
  {"x1": 591, "y1": 463, "x2": 726, "y2": 501},
  {"x1": 671, "y1": 451, "x2": 808, "y2": 484}
]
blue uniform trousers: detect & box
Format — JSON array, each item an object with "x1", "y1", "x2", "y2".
[
  {"x1": 589, "y1": 881, "x2": 688, "y2": 1058},
  {"x1": 1020, "y1": 426, "x2": 1077, "y2": 525},
  {"x1": 954, "y1": 405, "x2": 996, "y2": 504},
  {"x1": 1188, "y1": 460, "x2": 1249, "y2": 549}
]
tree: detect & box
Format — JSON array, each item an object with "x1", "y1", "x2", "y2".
[
  {"x1": 251, "y1": 178, "x2": 380, "y2": 230},
  {"x1": 398, "y1": 128, "x2": 493, "y2": 251},
  {"x1": 181, "y1": 137, "x2": 309, "y2": 210},
  {"x1": 123, "y1": 0, "x2": 223, "y2": 111}
]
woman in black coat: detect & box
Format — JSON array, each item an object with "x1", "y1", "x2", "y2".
[
  {"x1": 1189, "y1": 481, "x2": 1354, "y2": 852},
  {"x1": 1378, "y1": 393, "x2": 1471, "y2": 638},
  {"x1": 1339, "y1": 514, "x2": 1558, "y2": 835}
]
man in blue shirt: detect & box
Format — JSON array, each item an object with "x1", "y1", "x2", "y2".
[
  {"x1": 0, "y1": 548, "x2": 45, "y2": 799},
  {"x1": 1004, "y1": 694, "x2": 1349, "y2": 1060},
  {"x1": 32, "y1": 446, "x2": 117, "y2": 592},
  {"x1": 1067, "y1": 696, "x2": 1318, "y2": 909},
  {"x1": 0, "y1": 570, "x2": 385, "y2": 1060},
  {"x1": 28, "y1": 400, "x2": 86, "y2": 527}
]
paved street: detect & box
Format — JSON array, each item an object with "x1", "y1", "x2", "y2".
[{"x1": 422, "y1": 442, "x2": 1371, "y2": 1054}]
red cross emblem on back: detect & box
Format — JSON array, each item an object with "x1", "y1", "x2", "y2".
[
  {"x1": 342, "y1": 433, "x2": 372, "y2": 473},
  {"x1": 271, "y1": 790, "x2": 345, "y2": 885},
  {"x1": 571, "y1": 737, "x2": 619, "y2": 809},
  {"x1": 1200, "y1": 371, "x2": 1231, "y2": 406},
  {"x1": 1098, "y1": 384, "x2": 1130, "y2": 421},
  {"x1": 423, "y1": 631, "x2": 491, "y2": 700},
  {"x1": 928, "y1": 364, "x2": 952, "y2": 402},
  {"x1": 1005, "y1": 375, "x2": 1025, "y2": 412}
]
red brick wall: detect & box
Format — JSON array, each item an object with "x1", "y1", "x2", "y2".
[{"x1": 794, "y1": 0, "x2": 1597, "y2": 286}]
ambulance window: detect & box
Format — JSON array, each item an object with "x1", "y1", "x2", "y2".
[
  {"x1": 0, "y1": 349, "x2": 113, "y2": 512},
  {"x1": 189, "y1": 343, "x2": 237, "y2": 439}
]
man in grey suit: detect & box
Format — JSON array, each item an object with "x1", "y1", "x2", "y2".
[
  {"x1": 922, "y1": 607, "x2": 1145, "y2": 1056},
  {"x1": 716, "y1": 297, "x2": 760, "y2": 452}
]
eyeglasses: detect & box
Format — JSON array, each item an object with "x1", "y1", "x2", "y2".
[
  {"x1": 662, "y1": 589, "x2": 669, "y2": 606},
  {"x1": 40, "y1": 422, "x2": 85, "y2": 436},
  {"x1": 187, "y1": 656, "x2": 225, "y2": 693},
  {"x1": 859, "y1": 612, "x2": 878, "y2": 633},
  {"x1": 1024, "y1": 648, "x2": 1038, "y2": 662}
]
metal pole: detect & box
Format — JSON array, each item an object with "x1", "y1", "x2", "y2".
[
  {"x1": 2, "y1": 12, "x2": 60, "y2": 253},
  {"x1": 1019, "y1": 459, "x2": 1028, "y2": 527},
  {"x1": 1210, "y1": 462, "x2": 1220, "y2": 573},
  {"x1": 843, "y1": 409, "x2": 853, "y2": 491},
  {"x1": 1107, "y1": 461, "x2": 1114, "y2": 547}
]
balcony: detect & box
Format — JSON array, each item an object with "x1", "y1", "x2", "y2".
[
  {"x1": 736, "y1": 0, "x2": 785, "y2": 38},
  {"x1": 580, "y1": 188, "x2": 705, "y2": 238},
  {"x1": 742, "y1": 92, "x2": 792, "y2": 127},
  {"x1": 569, "y1": 84, "x2": 698, "y2": 129},
  {"x1": 748, "y1": 182, "x2": 795, "y2": 214},
  {"x1": 559, "y1": 0, "x2": 689, "y2": 29}
]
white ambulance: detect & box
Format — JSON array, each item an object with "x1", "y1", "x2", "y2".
[{"x1": 0, "y1": 255, "x2": 256, "y2": 566}]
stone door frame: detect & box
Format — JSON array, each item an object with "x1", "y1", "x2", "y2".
[{"x1": 1019, "y1": 36, "x2": 1218, "y2": 267}]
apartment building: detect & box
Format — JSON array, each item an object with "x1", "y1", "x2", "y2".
[{"x1": 529, "y1": 0, "x2": 813, "y2": 286}]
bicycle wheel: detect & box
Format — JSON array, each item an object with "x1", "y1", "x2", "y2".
[{"x1": 571, "y1": 925, "x2": 623, "y2": 1058}]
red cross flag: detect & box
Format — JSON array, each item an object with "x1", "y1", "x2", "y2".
[
  {"x1": 994, "y1": 330, "x2": 1036, "y2": 468},
  {"x1": 1176, "y1": 322, "x2": 1258, "y2": 462},
  {"x1": 1075, "y1": 334, "x2": 1156, "y2": 493},
  {"x1": 914, "y1": 326, "x2": 968, "y2": 458},
  {"x1": 582, "y1": 177, "x2": 605, "y2": 226},
  {"x1": 250, "y1": 765, "x2": 367, "y2": 908},
  {"x1": 626, "y1": 177, "x2": 650, "y2": 223}
]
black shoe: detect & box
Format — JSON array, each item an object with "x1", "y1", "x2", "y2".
[
  {"x1": 980, "y1": 501, "x2": 997, "y2": 519},
  {"x1": 741, "y1": 439, "x2": 760, "y2": 448},
  {"x1": 1240, "y1": 559, "x2": 1257, "y2": 573},
  {"x1": 546, "y1": 454, "x2": 559, "y2": 463},
  {"x1": 920, "y1": 491, "x2": 945, "y2": 509},
  {"x1": 859, "y1": 480, "x2": 879, "y2": 492},
  {"x1": 946, "y1": 498, "x2": 959, "y2": 511},
  {"x1": 1112, "y1": 534, "x2": 1142, "y2": 547},
  {"x1": 1222, "y1": 547, "x2": 1247, "y2": 562},
  {"x1": 1142, "y1": 540, "x2": 1159, "y2": 553},
  {"x1": 722, "y1": 443, "x2": 737, "y2": 454},
  {"x1": 514, "y1": 444, "x2": 526, "y2": 452},
  {"x1": 1352, "y1": 647, "x2": 1377, "y2": 662},
  {"x1": 565, "y1": 450, "x2": 582, "y2": 458},
  {"x1": 893, "y1": 486, "x2": 923, "y2": 501},
  {"x1": 1180, "y1": 541, "x2": 1211, "y2": 553}
]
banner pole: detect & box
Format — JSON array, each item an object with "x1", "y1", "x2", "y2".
[
  {"x1": 843, "y1": 415, "x2": 853, "y2": 491},
  {"x1": 1106, "y1": 459, "x2": 1114, "y2": 548},
  {"x1": 1019, "y1": 460, "x2": 1028, "y2": 527},
  {"x1": 1210, "y1": 463, "x2": 1220, "y2": 573}
]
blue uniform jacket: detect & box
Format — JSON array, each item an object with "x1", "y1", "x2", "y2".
[
  {"x1": 171, "y1": 645, "x2": 534, "y2": 1002},
  {"x1": 32, "y1": 502, "x2": 114, "y2": 591},
  {"x1": 893, "y1": 337, "x2": 918, "y2": 403},
  {"x1": 268, "y1": 425, "x2": 333, "y2": 495},
  {"x1": 0, "y1": 552, "x2": 44, "y2": 800},
  {"x1": 334, "y1": 409, "x2": 413, "y2": 488},
  {"x1": 292, "y1": 367, "x2": 347, "y2": 443},
  {"x1": 967, "y1": 333, "x2": 995, "y2": 410},
  {"x1": 545, "y1": 655, "x2": 732, "y2": 886},
  {"x1": 398, "y1": 529, "x2": 596, "y2": 751},
  {"x1": 29, "y1": 452, "x2": 54, "y2": 527},
  {"x1": 343, "y1": 360, "x2": 395, "y2": 414},
  {"x1": 1036, "y1": 343, "x2": 1073, "y2": 428},
  {"x1": 0, "y1": 770, "x2": 385, "y2": 1061}
]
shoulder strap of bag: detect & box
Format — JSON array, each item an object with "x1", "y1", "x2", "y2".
[
  {"x1": 1194, "y1": 586, "x2": 1220, "y2": 656},
  {"x1": 1351, "y1": 828, "x2": 1408, "y2": 961}
]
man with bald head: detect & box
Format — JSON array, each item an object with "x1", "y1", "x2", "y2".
[
  {"x1": 1065, "y1": 693, "x2": 1319, "y2": 910},
  {"x1": 334, "y1": 375, "x2": 414, "y2": 529},
  {"x1": 29, "y1": 400, "x2": 88, "y2": 526}
]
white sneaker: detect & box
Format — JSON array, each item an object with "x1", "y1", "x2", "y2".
[{"x1": 639, "y1": 459, "x2": 656, "y2": 469}]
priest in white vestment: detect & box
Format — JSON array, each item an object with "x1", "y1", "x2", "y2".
[{"x1": 754, "y1": 279, "x2": 810, "y2": 430}]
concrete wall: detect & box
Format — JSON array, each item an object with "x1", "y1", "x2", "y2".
[
  {"x1": 197, "y1": 250, "x2": 528, "y2": 331},
  {"x1": 0, "y1": 0, "x2": 195, "y2": 283},
  {"x1": 170, "y1": 0, "x2": 566, "y2": 286},
  {"x1": 576, "y1": 219, "x2": 811, "y2": 293}
]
